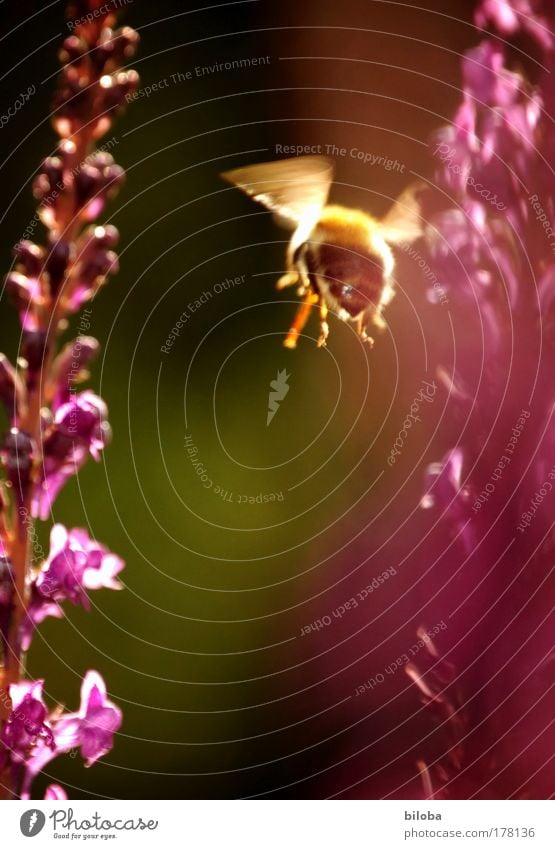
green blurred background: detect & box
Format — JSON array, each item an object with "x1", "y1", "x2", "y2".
[{"x1": 0, "y1": 0, "x2": 475, "y2": 798}]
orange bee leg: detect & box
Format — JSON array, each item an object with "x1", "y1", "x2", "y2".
[
  {"x1": 276, "y1": 272, "x2": 299, "y2": 290},
  {"x1": 317, "y1": 300, "x2": 329, "y2": 348},
  {"x1": 283, "y1": 291, "x2": 319, "y2": 349}
]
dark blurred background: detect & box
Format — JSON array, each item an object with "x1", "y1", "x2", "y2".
[{"x1": 0, "y1": 0, "x2": 477, "y2": 798}]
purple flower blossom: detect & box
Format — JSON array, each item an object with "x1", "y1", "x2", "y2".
[
  {"x1": 33, "y1": 391, "x2": 111, "y2": 520},
  {"x1": 38, "y1": 525, "x2": 124, "y2": 602},
  {"x1": 34, "y1": 672, "x2": 122, "y2": 776},
  {"x1": 21, "y1": 525, "x2": 124, "y2": 651},
  {"x1": 1, "y1": 681, "x2": 54, "y2": 763},
  {"x1": 4, "y1": 672, "x2": 122, "y2": 800},
  {"x1": 71, "y1": 670, "x2": 123, "y2": 767}
]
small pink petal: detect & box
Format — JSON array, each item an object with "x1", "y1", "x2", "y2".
[{"x1": 45, "y1": 783, "x2": 68, "y2": 800}]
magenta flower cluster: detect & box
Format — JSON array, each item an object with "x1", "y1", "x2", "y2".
[
  {"x1": 1, "y1": 672, "x2": 121, "y2": 800},
  {"x1": 22, "y1": 525, "x2": 124, "y2": 652},
  {"x1": 0, "y1": 0, "x2": 138, "y2": 800},
  {"x1": 413, "y1": 0, "x2": 555, "y2": 798}
]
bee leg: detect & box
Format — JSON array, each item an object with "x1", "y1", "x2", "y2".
[
  {"x1": 296, "y1": 270, "x2": 310, "y2": 297},
  {"x1": 283, "y1": 291, "x2": 319, "y2": 349},
  {"x1": 317, "y1": 300, "x2": 329, "y2": 347},
  {"x1": 276, "y1": 272, "x2": 299, "y2": 290},
  {"x1": 356, "y1": 316, "x2": 375, "y2": 348},
  {"x1": 372, "y1": 308, "x2": 386, "y2": 331}
]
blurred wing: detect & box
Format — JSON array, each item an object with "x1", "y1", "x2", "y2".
[
  {"x1": 380, "y1": 181, "x2": 425, "y2": 246},
  {"x1": 221, "y1": 156, "x2": 333, "y2": 231}
]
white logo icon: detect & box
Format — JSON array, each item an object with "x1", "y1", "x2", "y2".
[
  {"x1": 20, "y1": 809, "x2": 46, "y2": 837},
  {"x1": 267, "y1": 369, "x2": 290, "y2": 425}
]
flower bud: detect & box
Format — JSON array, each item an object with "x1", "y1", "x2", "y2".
[
  {"x1": 0, "y1": 555, "x2": 14, "y2": 608},
  {"x1": 0, "y1": 354, "x2": 25, "y2": 421},
  {"x1": 0, "y1": 553, "x2": 14, "y2": 661},
  {"x1": 33, "y1": 156, "x2": 64, "y2": 200},
  {"x1": 59, "y1": 35, "x2": 87, "y2": 66},
  {"x1": 51, "y1": 335, "x2": 100, "y2": 406},
  {"x1": 4, "y1": 272, "x2": 41, "y2": 331},
  {"x1": 13, "y1": 241, "x2": 44, "y2": 278},
  {"x1": 21, "y1": 330, "x2": 49, "y2": 374},
  {"x1": 46, "y1": 237, "x2": 70, "y2": 295},
  {"x1": 0, "y1": 428, "x2": 35, "y2": 507}
]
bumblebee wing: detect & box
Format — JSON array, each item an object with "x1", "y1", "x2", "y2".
[
  {"x1": 220, "y1": 156, "x2": 333, "y2": 230},
  {"x1": 380, "y1": 181, "x2": 425, "y2": 246}
]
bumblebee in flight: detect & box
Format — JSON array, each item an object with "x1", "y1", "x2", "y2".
[{"x1": 221, "y1": 155, "x2": 423, "y2": 348}]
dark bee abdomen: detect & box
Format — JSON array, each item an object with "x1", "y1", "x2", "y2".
[{"x1": 302, "y1": 242, "x2": 385, "y2": 317}]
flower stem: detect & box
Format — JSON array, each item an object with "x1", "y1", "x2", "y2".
[
  {"x1": 0, "y1": 129, "x2": 95, "y2": 798},
  {"x1": 0, "y1": 4, "x2": 138, "y2": 798}
]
